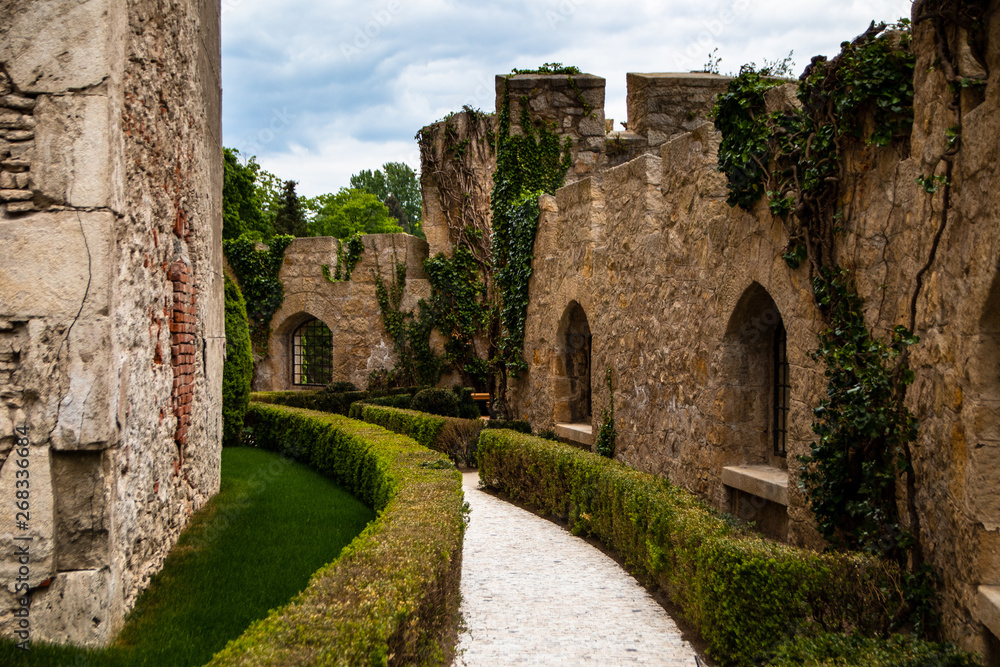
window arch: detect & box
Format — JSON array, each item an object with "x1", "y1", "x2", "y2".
[
  {"x1": 554, "y1": 301, "x2": 592, "y2": 423},
  {"x1": 292, "y1": 318, "x2": 333, "y2": 386},
  {"x1": 721, "y1": 282, "x2": 789, "y2": 464}
]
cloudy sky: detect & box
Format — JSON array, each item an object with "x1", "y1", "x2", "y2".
[{"x1": 221, "y1": 0, "x2": 914, "y2": 197}]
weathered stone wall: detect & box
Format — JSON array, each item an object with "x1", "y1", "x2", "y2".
[
  {"x1": 0, "y1": 0, "x2": 222, "y2": 647},
  {"x1": 254, "y1": 233, "x2": 431, "y2": 392},
  {"x1": 515, "y1": 15, "x2": 1000, "y2": 656},
  {"x1": 625, "y1": 72, "x2": 732, "y2": 147}
]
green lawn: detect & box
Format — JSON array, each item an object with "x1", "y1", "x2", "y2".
[{"x1": 1, "y1": 447, "x2": 374, "y2": 666}]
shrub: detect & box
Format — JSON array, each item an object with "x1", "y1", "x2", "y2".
[
  {"x1": 351, "y1": 404, "x2": 483, "y2": 466},
  {"x1": 769, "y1": 632, "x2": 982, "y2": 666},
  {"x1": 476, "y1": 430, "x2": 909, "y2": 667},
  {"x1": 411, "y1": 388, "x2": 460, "y2": 417},
  {"x1": 365, "y1": 393, "x2": 413, "y2": 409},
  {"x1": 222, "y1": 275, "x2": 253, "y2": 447},
  {"x1": 452, "y1": 386, "x2": 482, "y2": 420},
  {"x1": 326, "y1": 380, "x2": 358, "y2": 393},
  {"x1": 207, "y1": 403, "x2": 464, "y2": 666}
]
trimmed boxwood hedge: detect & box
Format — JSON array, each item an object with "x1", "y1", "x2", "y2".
[
  {"x1": 206, "y1": 403, "x2": 465, "y2": 666},
  {"x1": 769, "y1": 632, "x2": 980, "y2": 666},
  {"x1": 350, "y1": 404, "x2": 484, "y2": 466},
  {"x1": 476, "y1": 430, "x2": 910, "y2": 667},
  {"x1": 250, "y1": 385, "x2": 422, "y2": 416}
]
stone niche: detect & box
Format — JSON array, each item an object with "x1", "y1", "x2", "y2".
[{"x1": 0, "y1": 0, "x2": 222, "y2": 648}]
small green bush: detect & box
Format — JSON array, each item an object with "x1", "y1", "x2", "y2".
[
  {"x1": 453, "y1": 387, "x2": 482, "y2": 420},
  {"x1": 207, "y1": 403, "x2": 464, "y2": 666},
  {"x1": 412, "y1": 387, "x2": 460, "y2": 417},
  {"x1": 769, "y1": 632, "x2": 982, "y2": 666},
  {"x1": 326, "y1": 380, "x2": 358, "y2": 393},
  {"x1": 365, "y1": 393, "x2": 413, "y2": 409},
  {"x1": 476, "y1": 430, "x2": 909, "y2": 667},
  {"x1": 351, "y1": 404, "x2": 483, "y2": 466},
  {"x1": 222, "y1": 275, "x2": 253, "y2": 447}
]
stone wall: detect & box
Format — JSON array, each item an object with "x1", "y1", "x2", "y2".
[
  {"x1": 254, "y1": 233, "x2": 431, "y2": 392},
  {"x1": 513, "y1": 15, "x2": 1000, "y2": 657},
  {"x1": 0, "y1": 0, "x2": 222, "y2": 647}
]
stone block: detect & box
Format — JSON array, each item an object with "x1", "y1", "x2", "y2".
[
  {"x1": 4, "y1": 0, "x2": 122, "y2": 94},
  {"x1": 0, "y1": 210, "x2": 111, "y2": 320},
  {"x1": 0, "y1": 444, "x2": 56, "y2": 590},
  {"x1": 33, "y1": 93, "x2": 113, "y2": 208},
  {"x1": 27, "y1": 569, "x2": 114, "y2": 647}
]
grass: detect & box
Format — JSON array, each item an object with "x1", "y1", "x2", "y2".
[{"x1": 1, "y1": 447, "x2": 374, "y2": 666}]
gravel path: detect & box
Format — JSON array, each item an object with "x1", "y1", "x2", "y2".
[{"x1": 455, "y1": 471, "x2": 700, "y2": 666}]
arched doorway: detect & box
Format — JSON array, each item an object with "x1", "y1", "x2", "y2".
[
  {"x1": 292, "y1": 317, "x2": 333, "y2": 386},
  {"x1": 554, "y1": 301, "x2": 592, "y2": 424}
]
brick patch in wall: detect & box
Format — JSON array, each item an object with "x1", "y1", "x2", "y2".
[{"x1": 169, "y1": 260, "x2": 196, "y2": 447}]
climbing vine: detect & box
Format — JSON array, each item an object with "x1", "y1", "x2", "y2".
[
  {"x1": 321, "y1": 233, "x2": 364, "y2": 283},
  {"x1": 415, "y1": 106, "x2": 496, "y2": 272},
  {"x1": 223, "y1": 233, "x2": 294, "y2": 353},
  {"x1": 371, "y1": 247, "x2": 441, "y2": 388},
  {"x1": 424, "y1": 246, "x2": 490, "y2": 387}
]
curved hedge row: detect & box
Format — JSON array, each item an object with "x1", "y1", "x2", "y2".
[
  {"x1": 207, "y1": 403, "x2": 465, "y2": 666},
  {"x1": 250, "y1": 386, "x2": 422, "y2": 416},
  {"x1": 349, "y1": 403, "x2": 484, "y2": 465},
  {"x1": 476, "y1": 430, "x2": 906, "y2": 667}
]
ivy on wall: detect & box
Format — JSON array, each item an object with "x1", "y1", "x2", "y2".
[
  {"x1": 424, "y1": 246, "x2": 490, "y2": 387},
  {"x1": 371, "y1": 248, "x2": 442, "y2": 388},
  {"x1": 223, "y1": 233, "x2": 294, "y2": 353},
  {"x1": 322, "y1": 233, "x2": 365, "y2": 283}
]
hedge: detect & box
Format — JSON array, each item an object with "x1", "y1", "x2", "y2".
[
  {"x1": 250, "y1": 385, "x2": 422, "y2": 416},
  {"x1": 476, "y1": 430, "x2": 908, "y2": 667},
  {"x1": 350, "y1": 404, "x2": 484, "y2": 466},
  {"x1": 207, "y1": 403, "x2": 465, "y2": 666},
  {"x1": 769, "y1": 632, "x2": 981, "y2": 666}
]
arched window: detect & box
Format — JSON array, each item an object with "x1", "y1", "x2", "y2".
[
  {"x1": 554, "y1": 301, "x2": 592, "y2": 424},
  {"x1": 721, "y1": 283, "x2": 789, "y2": 464},
  {"x1": 292, "y1": 318, "x2": 333, "y2": 386}
]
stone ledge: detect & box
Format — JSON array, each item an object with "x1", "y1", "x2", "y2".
[
  {"x1": 555, "y1": 422, "x2": 594, "y2": 447},
  {"x1": 979, "y1": 585, "x2": 1000, "y2": 639},
  {"x1": 722, "y1": 465, "x2": 789, "y2": 506}
]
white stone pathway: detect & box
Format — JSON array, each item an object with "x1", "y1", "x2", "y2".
[{"x1": 456, "y1": 472, "x2": 700, "y2": 666}]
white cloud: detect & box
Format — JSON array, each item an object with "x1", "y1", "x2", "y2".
[{"x1": 222, "y1": 0, "x2": 915, "y2": 197}]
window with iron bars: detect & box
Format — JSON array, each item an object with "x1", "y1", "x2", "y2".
[
  {"x1": 292, "y1": 318, "x2": 333, "y2": 386},
  {"x1": 772, "y1": 320, "x2": 790, "y2": 456}
]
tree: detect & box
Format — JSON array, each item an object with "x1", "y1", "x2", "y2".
[
  {"x1": 222, "y1": 148, "x2": 273, "y2": 240},
  {"x1": 304, "y1": 188, "x2": 403, "y2": 238},
  {"x1": 273, "y1": 180, "x2": 307, "y2": 237},
  {"x1": 350, "y1": 161, "x2": 423, "y2": 235}
]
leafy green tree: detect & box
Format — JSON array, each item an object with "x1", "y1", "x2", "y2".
[
  {"x1": 350, "y1": 162, "x2": 422, "y2": 235},
  {"x1": 223, "y1": 148, "x2": 273, "y2": 240},
  {"x1": 254, "y1": 167, "x2": 284, "y2": 232},
  {"x1": 304, "y1": 188, "x2": 403, "y2": 238},
  {"x1": 273, "y1": 180, "x2": 307, "y2": 237}
]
